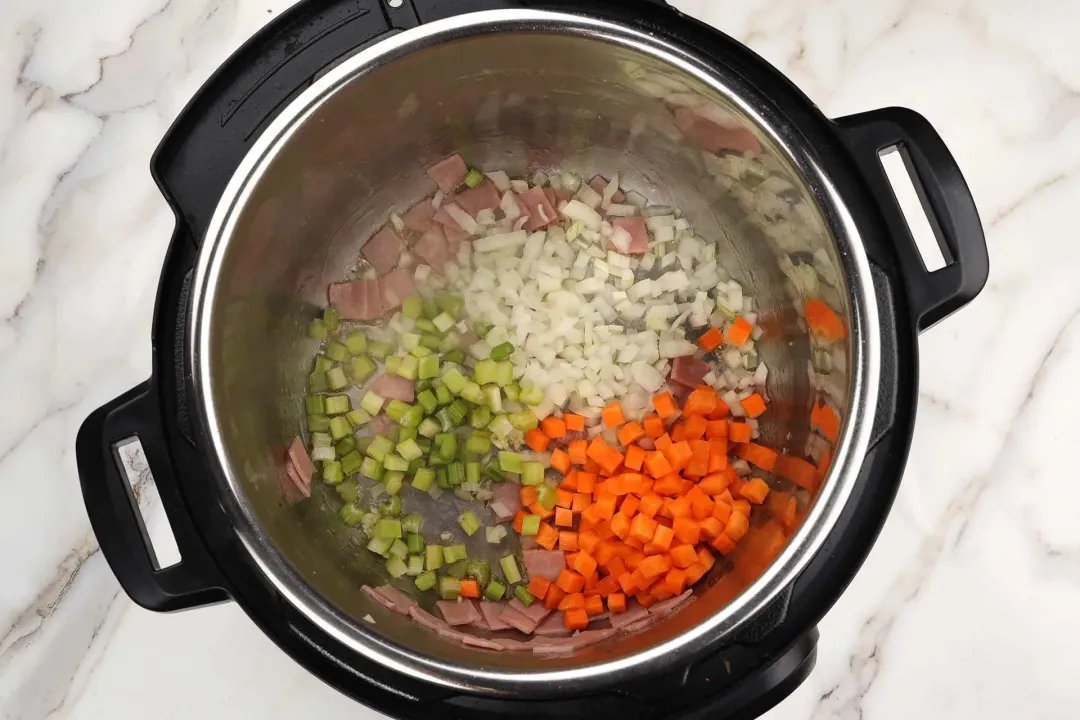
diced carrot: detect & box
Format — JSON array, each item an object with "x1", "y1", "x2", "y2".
[
  {"x1": 620, "y1": 495, "x2": 640, "y2": 518},
  {"x1": 586, "y1": 437, "x2": 624, "y2": 475},
  {"x1": 682, "y1": 415, "x2": 707, "y2": 441},
  {"x1": 542, "y1": 416, "x2": 567, "y2": 439},
  {"x1": 556, "y1": 569, "x2": 586, "y2": 593},
  {"x1": 594, "y1": 541, "x2": 619, "y2": 567},
  {"x1": 571, "y1": 550, "x2": 598, "y2": 578},
  {"x1": 624, "y1": 547, "x2": 647, "y2": 569},
  {"x1": 685, "y1": 439, "x2": 710, "y2": 477},
  {"x1": 575, "y1": 472, "x2": 595, "y2": 494},
  {"x1": 525, "y1": 428, "x2": 550, "y2": 453},
  {"x1": 691, "y1": 495, "x2": 714, "y2": 521},
  {"x1": 709, "y1": 397, "x2": 730, "y2": 419},
  {"x1": 555, "y1": 488, "x2": 574, "y2": 509},
  {"x1": 638, "y1": 554, "x2": 672, "y2": 579},
  {"x1": 644, "y1": 451, "x2": 673, "y2": 478},
  {"x1": 554, "y1": 507, "x2": 574, "y2": 528},
  {"x1": 811, "y1": 402, "x2": 840, "y2": 443},
  {"x1": 667, "y1": 441, "x2": 693, "y2": 470},
  {"x1": 684, "y1": 387, "x2": 718, "y2": 417},
  {"x1": 711, "y1": 533, "x2": 737, "y2": 554},
  {"x1": 529, "y1": 503, "x2": 555, "y2": 520},
  {"x1": 740, "y1": 393, "x2": 767, "y2": 419},
  {"x1": 593, "y1": 520, "x2": 614, "y2": 541},
  {"x1": 667, "y1": 495, "x2": 692, "y2": 519},
  {"x1": 670, "y1": 423, "x2": 687, "y2": 443},
  {"x1": 728, "y1": 422, "x2": 752, "y2": 444},
  {"x1": 572, "y1": 492, "x2": 592, "y2": 512},
  {"x1": 617, "y1": 421, "x2": 646, "y2": 447},
  {"x1": 638, "y1": 493, "x2": 663, "y2": 518},
  {"x1": 602, "y1": 402, "x2": 626, "y2": 428},
  {"x1": 617, "y1": 572, "x2": 637, "y2": 595},
  {"x1": 684, "y1": 561, "x2": 709, "y2": 585},
  {"x1": 559, "y1": 531, "x2": 579, "y2": 552},
  {"x1": 672, "y1": 517, "x2": 701, "y2": 545},
  {"x1": 670, "y1": 544, "x2": 698, "y2": 568},
  {"x1": 651, "y1": 523, "x2": 675, "y2": 551},
  {"x1": 559, "y1": 592, "x2": 586, "y2": 610},
  {"x1": 550, "y1": 448, "x2": 571, "y2": 475},
  {"x1": 705, "y1": 420, "x2": 728, "y2": 438},
  {"x1": 636, "y1": 590, "x2": 658, "y2": 607},
  {"x1": 768, "y1": 492, "x2": 798, "y2": 530},
  {"x1": 584, "y1": 594, "x2": 604, "y2": 616},
  {"x1": 597, "y1": 576, "x2": 621, "y2": 596},
  {"x1": 623, "y1": 444, "x2": 646, "y2": 471},
  {"x1": 697, "y1": 547, "x2": 715, "y2": 570},
  {"x1": 698, "y1": 517, "x2": 723, "y2": 539},
  {"x1": 564, "y1": 607, "x2": 589, "y2": 630},
  {"x1": 609, "y1": 511, "x2": 632, "y2": 539},
  {"x1": 528, "y1": 576, "x2": 552, "y2": 601},
  {"x1": 643, "y1": 415, "x2": 665, "y2": 437},
  {"x1": 606, "y1": 556, "x2": 628, "y2": 579},
  {"x1": 775, "y1": 454, "x2": 818, "y2": 490},
  {"x1": 512, "y1": 510, "x2": 525, "y2": 534},
  {"x1": 567, "y1": 439, "x2": 588, "y2": 466},
  {"x1": 458, "y1": 580, "x2": 480, "y2": 598},
  {"x1": 536, "y1": 522, "x2": 559, "y2": 550},
  {"x1": 732, "y1": 499, "x2": 751, "y2": 517},
  {"x1": 564, "y1": 413, "x2": 585, "y2": 432},
  {"x1": 520, "y1": 486, "x2": 539, "y2": 507},
  {"x1": 697, "y1": 327, "x2": 724, "y2": 352},
  {"x1": 607, "y1": 592, "x2": 627, "y2": 613},
  {"x1": 652, "y1": 392, "x2": 678, "y2": 419},
  {"x1": 578, "y1": 531, "x2": 601, "y2": 554},
  {"x1": 724, "y1": 511, "x2": 749, "y2": 541},
  {"x1": 544, "y1": 585, "x2": 567, "y2": 610},
  {"x1": 663, "y1": 568, "x2": 687, "y2": 596},
  {"x1": 654, "y1": 474, "x2": 691, "y2": 497},
  {"x1": 725, "y1": 317, "x2": 753, "y2": 346},
  {"x1": 559, "y1": 470, "x2": 578, "y2": 492},
  {"x1": 699, "y1": 470, "x2": 730, "y2": 496},
  {"x1": 594, "y1": 493, "x2": 617, "y2": 520},
  {"x1": 741, "y1": 477, "x2": 771, "y2": 504},
  {"x1": 584, "y1": 458, "x2": 602, "y2": 474},
  {"x1": 712, "y1": 501, "x2": 732, "y2": 523},
  {"x1": 739, "y1": 443, "x2": 778, "y2": 472},
  {"x1": 804, "y1": 298, "x2": 846, "y2": 342},
  {"x1": 708, "y1": 438, "x2": 729, "y2": 473},
  {"x1": 629, "y1": 513, "x2": 658, "y2": 544}
]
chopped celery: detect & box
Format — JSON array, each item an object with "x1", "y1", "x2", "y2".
[
  {"x1": 520, "y1": 514, "x2": 541, "y2": 536},
  {"x1": 537, "y1": 484, "x2": 557, "y2": 510},
  {"x1": 447, "y1": 399, "x2": 469, "y2": 425},
  {"x1": 406, "y1": 531, "x2": 425, "y2": 553},
  {"x1": 417, "y1": 354, "x2": 439, "y2": 380},
  {"x1": 464, "y1": 168, "x2": 484, "y2": 188},
  {"x1": 360, "y1": 391, "x2": 385, "y2": 415},
  {"x1": 358, "y1": 456, "x2": 382, "y2": 480},
  {"x1": 436, "y1": 467, "x2": 450, "y2": 487},
  {"x1": 465, "y1": 433, "x2": 491, "y2": 456},
  {"x1": 368, "y1": 341, "x2": 392, "y2": 360},
  {"x1": 485, "y1": 526, "x2": 505, "y2": 544},
  {"x1": 496, "y1": 361, "x2": 513, "y2": 387},
  {"x1": 346, "y1": 408, "x2": 371, "y2": 428},
  {"x1": 466, "y1": 561, "x2": 491, "y2": 587},
  {"x1": 389, "y1": 538, "x2": 409, "y2": 559},
  {"x1": 514, "y1": 586, "x2": 534, "y2": 607},
  {"x1": 519, "y1": 384, "x2": 544, "y2": 406},
  {"x1": 344, "y1": 330, "x2": 367, "y2": 355},
  {"x1": 308, "y1": 318, "x2": 327, "y2": 340},
  {"x1": 386, "y1": 556, "x2": 408, "y2": 578},
  {"x1": 503, "y1": 383, "x2": 521, "y2": 403},
  {"x1": 383, "y1": 454, "x2": 409, "y2": 472},
  {"x1": 444, "y1": 349, "x2": 466, "y2": 366},
  {"x1": 438, "y1": 577, "x2": 461, "y2": 600},
  {"x1": 473, "y1": 359, "x2": 498, "y2": 386},
  {"x1": 426, "y1": 544, "x2": 443, "y2": 571},
  {"x1": 383, "y1": 471, "x2": 405, "y2": 495},
  {"x1": 326, "y1": 341, "x2": 349, "y2": 363},
  {"x1": 305, "y1": 395, "x2": 326, "y2": 415},
  {"x1": 432, "y1": 312, "x2": 456, "y2": 332},
  {"x1": 443, "y1": 544, "x2": 468, "y2": 563},
  {"x1": 384, "y1": 356, "x2": 402, "y2": 375},
  {"x1": 397, "y1": 438, "x2": 424, "y2": 462},
  {"x1": 307, "y1": 414, "x2": 331, "y2": 432},
  {"x1": 378, "y1": 494, "x2": 402, "y2": 517},
  {"x1": 522, "y1": 461, "x2": 545, "y2": 486},
  {"x1": 415, "y1": 570, "x2": 437, "y2": 591},
  {"x1": 308, "y1": 371, "x2": 328, "y2": 394},
  {"x1": 323, "y1": 307, "x2": 340, "y2": 332},
  {"x1": 416, "y1": 318, "x2": 438, "y2": 333},
  {"x1": 329, "y1": 416, "x2": 352, "y2": 440},
  {"x1": 484, "y1": 580, "x2": 506, "y2": 601},
  {"x1": 422, "y1": 297, "x2": 440, "y2": 319},
  {"x1": 402, "y1": 296, "x2": 423, "y2": 318},
  {"x1": 325, "y1": 394, "x2": 351, "y2": 416},
  {"x1": 483, "y1": 384, "x2": 503, "y2": 412},
  {"x1": 312, "y1": 432, "x2": 332, "y2": 448},
  {"x1": 500, "y1": 554, "x2": 522, "y2": 584},
  {"x1": 447, "y1": 462, "x2": 465, "y2": 486},
  {"x1": 397, "y1": 355, "x2": 419, "y2": 380},
  {"x1": 386, "y1": 399, "x2": 410, "y2": 422},
  {"x1": 375, "y1": 518, "x2": 402, "y2": 539},
  {"x1": 417, "y1": 418, "x2": 441, "y2": 439},
  {"x1": 336, "y1": 481, "x2": 359, "y2": 504},
  {"x1": 436, "y1": 433, "x2": 458, "y2": 460},
  {"x1": 469, "y1": 406, "x2": 491, "y2": 430},
  {"x1": 458, "y1": 510, "x2": 481, "y2": 536},
  {"x1": 435, "y1": 384, "x2": 454, "y2": 406},
  {"x1": 490, "y1": 342, "x2": 515, "y2": 361},
  {"x1": 416, "y1": 389, "x2": 438, "y2": 414},
  {"x1": 498, "y1": 451, "x2": 525, "y2": 474},
  {"x1": 441, "y1": 367, "x2": 468, "y2": 395},
  {"x1": 367, "y1": 435, "x2": 394, "y2": 461},
  {"x1": 339, "y1": 503, "x2": 364, "y2": 526},
  {"x1": 465, "y1": 461, "x2": 481, "y2": 485},
  {"x1": 350, "y1": 356, "x2": 377, "y2": 384},
  {"x1": 399, "y1": 405, "x2": 423, "y2": 429},
  {"x1": 438, "y1": 294, "x2": 464, "y2": 318},
  {"x1": 444, "y1": 560, "x2": 467, "y2": 580},
  {"x1": 438, "y1": 332, "x2": 462, "y2": 354},
  {"x1": 355, "y1": 436, "x2": 374, "y2": 454},
  {"x1": 472, "y1": 320, "x2": 492, "y2": 338},
  {"x1": 408, "y1": 457, "x2": 424, "y2": 475},
  {"x1": 322, "y1": 460, "x2": 343, "y2": 485},
  {"x1": 406, "y1": 554, "x2": 425, "y2": 576},
  {"x1": 311, "y1": 446, "x2": 335, "y2": 463},
  {"x1": 366, "y1": 536, "x2": 393, "y2": 556},
  {"x1": 409, "y1": 344, "x2": 434, "y2": 358},
  {"x1": 402, "y1": 513, "x2": 424, "y2": 534},
  {"x1": 488, "y1": 414, "x2": 513, "y2": 439},
  {"x1": 401, "y1": 333, "x2": 421, "y2": 351},
  {"x1": 341, "y1": 451, "x2": 364, "y2": 477},
  {"x1": 327, "y1": 367, "x2": 348, "y2": 391},
  {"x1": 334, "y1": 436, "x2": 355, "y2": 455},
  {"x1": 411, "y1": 467, "x2": 435, "y2": 491},
  {"x1": 509, "y1": 411, "x2": 538, "y2": 431},
  {"x1": 420, "y1": 334, "x2": 441, "y2": 351},
  {"x1": 314, "y1": 355, "x2": 334, "y2": 374}
]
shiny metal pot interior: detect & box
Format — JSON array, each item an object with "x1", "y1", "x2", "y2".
[{"x1": 190, "y1": 10, "x2": 878, "y2": 694}]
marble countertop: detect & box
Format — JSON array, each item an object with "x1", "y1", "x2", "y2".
[{"x1": 2, "y1": 0, "x2": 1075, "y2": 717}]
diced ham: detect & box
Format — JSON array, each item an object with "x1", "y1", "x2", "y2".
[
  {"x1": 368, "y1": 414, "x2": 392, "y2": 436},
  {"x1": 589, "y1": 175, "x2": 626, "y2": 204},
  {"x1": 530, "y1": 629, "x2": 616, "y2": 654},
  {"x1": 369, "y1": 585, "x2": 417, "y2": 616},
  {"x1": 523, "y1": 550, "x2": 566, "y2": 581},
  {"x1": 444, "y1": 224, "x2": 470, "y2": 255},
  {"x1": 673, "y1": 107, "x2": 762, "y2": 155},
  {"x1": 286, "y1": 437, "x2": 315, "y2": 487},
  {"x1": 493, "y1": 637, "x2": 532, "y2": 651},
  {"x1": 499, "y1": 604, "x2": 540, "y2": 634},
  {"x1": 362, "y1": 225, "x2": 405, "y2": 275},
  {"x1": 608, "y1": 600, "x2": 651, "y2": 629},
  {"x1": 438, "y1": 599, "x2": 482, "y2": 626},
  {"x1": 488, "y1": 481, "x2": 522, "y2": 523},
  {"x1": 533, "y1": 611, "x2": 571, "y2": 636},
  {"x1": 648, "y1": 590, "x2": 694, "y2": 617},
  {"x1": 607, "y1": 216, "x2": 650, "y2": 255},
  {"x1": 623, "y1": 613, "x2": 663, "y2": 633},
  {"x1": 409, "y1": 606, "x2": 448, "y2": 632},
  {"x1": 432, "y1": 206, "x2": 459, "y2": 229},
  {"x1": 427, "y1": 154, "x2": 468, "y2": 192},
  {"x1": 413, "y1": 224, "x2": 451, "y2": 272},
  {"x1": 509, "y1": 598, "x2": 551, "y2": 626},
  {"x1": 670, "y1": 355, "x2": 710, "y2": 388},
  {"x1": 470, "y1": 616, "x2": 491, "y2": 632},
  {"x1": 519, "y1": 536, "x2": 539, "y2": 551},
  {"x1": 518, "y1": 187, "x2": 557, "y2": 231},
  {"x1": 329, "y1": 279, "x2": 384, "y2": 321},
  {"x1": 480, "y1": 600, "x2": 514, "y2": 631},
  {"x1": 462, "y1": 635, "x2": 505, "y2": 651},
  {"x1": 542, "y1": 186, "x2": 558, "y2": 210},
  {"x1": 403, "y1": 201, "x2": 437, "y2": 233},
  {"x1": 371, "y1": 374, "x2": 415, "y2": 402},
  {"x1": 455, "y1": 181, "x2": 501, "y2": 215},
  {"x1": 281, "y1": 463, "x2": 309, "y2": 503},
  {"x1": 380, "y1": 267, "x2": 416, "y2": 311}
]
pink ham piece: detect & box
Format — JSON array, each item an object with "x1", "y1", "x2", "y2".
[
  {"x1": 286, "y1": 437, "x2": 315, "y2": 488},
  {"x1": 648, "y1": 590, "x2": 694, "y2": 617},
  {"x1": 329, "y1": 279, "x2": 384, "y2": 321},
  {"x1": 437, "y1": 599, "x2": 482, "y2": 626},
  {"x1": 362, "y1": 585, "x2": 398, "y2": 614},
  {"x1": 455, "y1": 181, "x2": 501, "y2": 215},
  {"x1": 432, "y1": 206, "x2": 459, "y2": 229},
  {"x1": 488, "y1": 481, "x2": 522, "y2": 523},
  {"x1": 362, "y1": 225, "x2": 405, "y2": 275},
  {"x1": 413, "y1": 224, "x2": 451, "y2": 272},
  {"x1": 673, "y1": 107, "x2": 762, "y2": 156},
  {"x1": 509, "y1": 598, "x2": 551, "y2": 626},
  {"x1": 380, "y1": 267, "x2": 415, "y2": 311},
  {"x1": 462, "y1": 635, "x2": 505, "y2": 651},
  {"x1": 523, "y1": 550, "x2": 566, "y2": 581},
  {"x1": 371, "y1": 374, "x2": 415, "y2": 403},
  {"x1": 480, "y1": 600, "x2": 514, "y2": 631},
  {"x1": 542, "y1": 186, "x2": 558, "y2": 210},
  {"x1": 427, "y1": 153, "x2": 468, "y2": 192},
  {"x1": 623, "y1": 613, "x2": 663, "y2": 633},
  {"x1": 499, "y1": 604, "x2": 540, "y2": 634},
  {"x1": 670, "y1": 355, "x2": 710, "y2": 389},
  {"x1": 368, "y1": 414, "x2": 393, "y2": 436},
  {"x1": 608, "y1": 600, "x2": 650, "y2": 630},
  {"x1": 443, "y1": 225, "x2": 469, "y2": 256},
  {"x1": 519, "y1": 187, "x2": 557, "y2": 232},
  {"x1": 589, "y1": 175, "x2": 626, "y2": 204},
  {"x1": 281, "y1": 463, "x2": 309, "y2": 503},
  {"x1": 530, "y1": 629, "x2": 617, "y2": 654},
  {"x1": 403, "y1": 201, "x2": 437, "y2": 233},
  {"x1": 607, "y1": 216, "x2": 650, "y2": 255},
  {"x1": 533, "y1": 612, "x2": 570, "y2": 636},
  {"x1": 519, "y1": 536, "x2": 539, "y2": 551},
  {"x1": 409, "y1": 606, "x2": 448, "y2": 632},
  {"x1": 366, "y1": 585, "x2": 417, "y2": 616}
]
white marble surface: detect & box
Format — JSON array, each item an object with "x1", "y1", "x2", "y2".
[{"x1": 2, "y1": 0, "x2": 1077, "y2": 717}]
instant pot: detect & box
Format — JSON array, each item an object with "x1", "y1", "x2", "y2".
[{"x1": 77, "y1": 1, "x2": 988, "y2": 717}]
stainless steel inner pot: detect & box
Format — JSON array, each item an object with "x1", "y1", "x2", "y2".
[{"x1": 190, "y1": 9, "x2": 878, "y2": 695}]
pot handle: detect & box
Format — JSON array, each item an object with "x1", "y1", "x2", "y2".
[
  {"x1": 76, "y1": 381, "x2": 230, "y2": 612},
  {"x1": 833, "y1": 108, "x2": 989, "y2": 331}
]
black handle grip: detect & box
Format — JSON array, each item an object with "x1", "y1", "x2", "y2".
[
  {"x1": 834, "y1": 107, "x2": 989, "y2": 331},
  {"x1": 77, "y1": 381, "x2": 229, "y2": 612}
]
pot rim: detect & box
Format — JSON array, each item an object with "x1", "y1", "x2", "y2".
[{"x1": 189, "y1": 8, "x2": 880, "y2": 695}]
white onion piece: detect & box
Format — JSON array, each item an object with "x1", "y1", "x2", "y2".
[
  {"x1": 474, "y1": 230, "x2": 528, "y2": 253},
  {"x1": 601, "y1": 173, "x2": 620, "y2": 208},
  {"x1": 486, "y1": 170, "x2": 511, "y2": 192},
  {"x1": 561, "y1": 200, "x2": 603, "y2": 231},
  {"x1": 444, "y1": 203, "x2": 479, "y2": 234},
  {"x1": 611, "y1": 227, "x2": 633, "y2": 254}
]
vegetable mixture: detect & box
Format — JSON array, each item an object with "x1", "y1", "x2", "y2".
[{"x1": 281, "y1": 146, "x2": 846, "y2": 653}]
